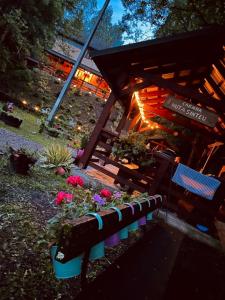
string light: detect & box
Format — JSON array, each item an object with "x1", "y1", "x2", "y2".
[
  {"x1": 34, "y1": 106, "x2": 39, "y2": 112},
  {"x1": 134, "y1": 92, "x2": 159, "y2": 130},
  {"x1": 77, "y1": 126, "x2": 81, "y2": 131},
  {"x1": 22, "y1": 100, "x2": 27, "y2": 105}
]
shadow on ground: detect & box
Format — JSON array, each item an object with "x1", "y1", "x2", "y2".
[{"x1": 75, "y1": 223, "x2": 225, "y2": 300}]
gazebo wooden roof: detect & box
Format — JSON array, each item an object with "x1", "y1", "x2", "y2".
[
  {"x1": 91, "y1": 26, "x2": 225, "y2": 140},
  {"x1": 79, "y1": 27, "x2": 225, "y2": 228}
]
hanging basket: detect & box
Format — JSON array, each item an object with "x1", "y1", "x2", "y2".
[
  {"x1": 51, "y1": 246, "x2": 83, "y2": 279},
  {"x1": 105, "y1": 232, "x2": 120, "y2": 247},
  {"x1": 86, "y1": 212, "x2": 105, "y2": 261},
  {"x1": 89, "y1": 241, "x2": 105, "y2": 261},
  {"x1": 138, "y1": 216, "x2": 147, "y2": 226},
  {"x1": 119, "y1": 226, "x2": 129, "y2": 240}
]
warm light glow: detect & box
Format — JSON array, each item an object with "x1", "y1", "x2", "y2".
[
  {"x1": 134, "y1": 91, "x2": 159, "y2": 130},
  {"x1": 77, "y1": 126, "x2": 81, "y2": 131},
  {"x1": 34, "y1": 106, "x2": 39, "y2": 111},
  {"x1": 22, "y1": 100, "x2": 27, "y2": 105},
  {"x1": 55, "y1": 116, "x2": 58, "y2": 119}
]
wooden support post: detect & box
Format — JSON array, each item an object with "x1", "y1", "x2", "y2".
[
  {"x1": 148, "y1": 153, "x2": 174, "y2": 195},
  {"x1": 128, "y1": 113, "x2": 141, "y2": 131},
  {"x1": 187, "y1": 133, "x2": 199, "y2": 167},
  {"x1": 81, "y1": 248, "x2": 91, "y2": 291},
  {"x1": 79, "y1": 93, "x2": 116, "y2": 168}
]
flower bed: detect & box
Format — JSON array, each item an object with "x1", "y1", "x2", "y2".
[{"x1": 46, "y1": 175, "x2": 162, "y2": 281}]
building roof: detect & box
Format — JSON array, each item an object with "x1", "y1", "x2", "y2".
[
  {"x1": 91, "y1": 26, "x2": 225, "y2": 140},
  {"x1": 50, "y1": 38, "x2": 101, "y2": 75},
  {"x1": 46, "y1": 49, "x2": 101, "y2": 76}
]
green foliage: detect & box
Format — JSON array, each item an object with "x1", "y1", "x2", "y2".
[
  {"x1": 112, "y1": 131, "x2": 155, "y2": 167},
  {"x1": 80, "y1": 133, "x2": 90, "y2": 149},
  {"x1": 85, "y1": 5, "x2": 124, "y2": 48},
  {"x1": 121, "y1": 0, "x2": 225, "y2": 40},
  {"x1": 46, "y1": 183, "x2": 136, "y2": 245},
  {"x1": 0, "y1": 0, "x2": 86, "y2": 92},
  {"x1": 39, "y1": 144, "x2": 74, "y2": 169}
]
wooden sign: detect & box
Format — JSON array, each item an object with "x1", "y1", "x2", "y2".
[{"x1": 163, "y1": 95, "x2": 218, "y2": 127}]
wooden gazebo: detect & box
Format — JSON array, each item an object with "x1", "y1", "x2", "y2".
[{"x1": 79, "y1": 26, "x2": 225, "y2": 195}]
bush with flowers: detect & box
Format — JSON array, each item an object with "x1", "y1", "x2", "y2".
[{"x1": 46, "y1": 175, "x2": 133, "y2": 245}]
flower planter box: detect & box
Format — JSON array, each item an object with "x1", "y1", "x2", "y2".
[{"x1": 0, "y1": 112, "x2": 23, "y2": 128}]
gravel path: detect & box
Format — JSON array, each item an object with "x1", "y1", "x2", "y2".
[{"x1": 0, "y1": 128, "x2": 43, "y2": 153}]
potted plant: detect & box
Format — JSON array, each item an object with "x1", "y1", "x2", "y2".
[
  {"x1": 39, "y1": 144, "x2": 74, "y2": 175},
  {"x1": 9, "y1": 147, "x2": 37, "y2": 175},
  {"x1": 46, "y1": 176, "x2": 113, "y2": 278},
  {"x1": 112, "y1": 131, "x2": 156, "y2": 169}
]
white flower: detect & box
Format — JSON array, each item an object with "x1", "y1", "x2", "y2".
[{"x1": 56, "y1": 251, "x2": 64, "y2": 260}]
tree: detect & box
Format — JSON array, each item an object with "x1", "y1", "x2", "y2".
[
  {"x1": 84, "y1": 5, "x2": 124, "y2": 49},
  {"x1": 0, "y1": 0, "x2": 85, "y2": 92},
  {"x1": 121, "y1": 0, "x2": 225, "y2": 40}
]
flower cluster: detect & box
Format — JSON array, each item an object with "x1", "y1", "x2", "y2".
[
  {"x1": 66, "y1": 175, "x2": 84, "y2": 187},
  {"x1": 100, "y1": 189, "x2": 112, "y2": 198},
  {"x1": 55, "y1": 191, "x2": 73, "y2": 205},
  {"x1": 54, "y1": 176, "x2": 124, "y2": 212}
]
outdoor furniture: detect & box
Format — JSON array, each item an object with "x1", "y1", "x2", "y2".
[{"x1": 171, "y1": 163, "x2": 224, "y2": 233}]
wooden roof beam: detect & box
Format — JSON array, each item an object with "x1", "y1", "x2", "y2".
[
  {"x1": 206, "y1": 75, "x2": 225, "y2": 101},
  {"x1": 139, "y1": 90, "x2": 169, "y2": 97},
  {"x1": 215, "y1": 60, "x2": 225, "y2": 79},
  {"x1": 134, "y1": 72, "x2": 225, "y2": 117},
  {"x1": 144, "y1": 109, "x2": 225, "y2": 141},
  {"x1": 131, "y1": 59, "x2": 210, "y2": 77}
]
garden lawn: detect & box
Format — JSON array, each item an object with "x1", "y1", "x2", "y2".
[
  {"x1": 0, "y1": 107, "x2": 67, "y2": 148},
  {"x1": 0, "y1": 156, "x2": 139, "y2": 299}
]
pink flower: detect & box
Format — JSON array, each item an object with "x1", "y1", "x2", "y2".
[
  {"x1": 55, "y1": 191, "x2": 73, "y2": 205},
  {"x1": 66, "y1": 176, "x2": 84, "y2": 187},
  {"x1": 100, "y1": 189, "x2": 112, "y2": 198}
]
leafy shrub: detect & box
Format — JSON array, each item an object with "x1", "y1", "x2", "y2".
[
  {"x1": 80, "y1": 134, "x2": 89, "y2": 149},
  {"x1": 39, "y1": 144, "x2": 74, "y2": 169},
  {"x1": 112, "y1": 131, "x2": 155, "y2": 167}
]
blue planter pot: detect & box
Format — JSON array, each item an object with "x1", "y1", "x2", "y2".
[
  {"x1": 128, "y1": 221, "x2": 139, "y2": 232},
  {"x1": 89, "y1": 241, "x2": 105, "y2": 261},
  {"x1": 147, "y1": 212, "x2": 153, "y2": 221},
  {"x1": 119, "y1": 226, "x2": 129, "y2": 240},
  {"x1": 51, "y1": 246, "x2": 83, "y2": 279},
  {"x1": 105, "y1": 233, "x2": 120, "y2": 247}
]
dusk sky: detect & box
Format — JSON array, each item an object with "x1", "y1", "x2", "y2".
[
  {"x1": 97, "y1": 0, "x2": 124, "y2": 24},
  {"x1": 97, "y1": 0, "x2": 153, "y2": 43}
]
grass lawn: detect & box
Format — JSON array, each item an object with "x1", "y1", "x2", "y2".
[
  {"x1": 0, "y1": 107, "x2": 68, "y2": 148},
  {"x1": 0, "y1": 156, "x2": 136, "y2": 299}
]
